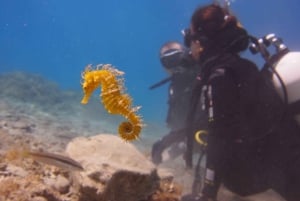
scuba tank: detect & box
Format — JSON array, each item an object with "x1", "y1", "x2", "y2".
[
  {"x1": 272, "y1": 51, "x2": 300, "y2": 104},
  {"x1": 273, "y1": 51, "x2": 300, "y2": 123},
  {"x1": 249, "y1": 33, "x2": 300, "y2": 124}
]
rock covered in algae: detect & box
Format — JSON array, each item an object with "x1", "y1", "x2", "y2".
[{"x1": 66, "y1": 134, "x2": 159, "y2": 201}]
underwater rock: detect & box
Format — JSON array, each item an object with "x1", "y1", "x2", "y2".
[
  {"x1": 44, "y1": 175, "x2": 71, "y2": 194},
  {"x1": 31, "y1": 196, "x2": 48, "y2": 201},
  {"x1": 147, "y1": 178, "x2": 183, "y2": 201},
  {"x1": 5, "y1": 164, "x2": 28, "y2": 177},
  {"x1": 102, "y1": 170, "x2": 159, "y2": 201},
  {"x1": 66, "y1": 134, "x2": 159, "y2": 201},
  {"x1": 0, "y1": 130, "x2": 82, "y2": 201}
]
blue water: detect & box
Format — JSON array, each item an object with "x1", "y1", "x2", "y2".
[{"x1": 0, "y1": 0, "x2": 299, "y2": 125}]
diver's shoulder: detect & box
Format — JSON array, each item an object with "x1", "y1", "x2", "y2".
[{"x1": 232, "y1": 56, "x2": 260, "y2": 74}]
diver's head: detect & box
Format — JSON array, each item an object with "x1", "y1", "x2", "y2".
[
  {"x1": 160, "y1": 41, "x2": 195, "y2": 74},
  {"x1": 184, "y1": 4, "x2": 249, "y2": 61}
]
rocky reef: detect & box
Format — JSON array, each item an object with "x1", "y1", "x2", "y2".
[{"x1": 0, "y1": 131, "x2": 183, "y2": 201}]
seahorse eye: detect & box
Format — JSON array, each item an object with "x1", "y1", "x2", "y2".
[{"x1": 82, "y1": 83, "x2": 88, "y2": 89}]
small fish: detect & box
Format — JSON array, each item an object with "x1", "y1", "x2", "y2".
[
  {"x1": 6, "y1": 148, "x2": 83, "y2": 171},
  {"x1": 25, "y1": 150, "x2": 84, "y2": 171}
]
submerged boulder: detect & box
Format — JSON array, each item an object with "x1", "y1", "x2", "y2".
[{"x1": 66, "y1": 134, "x2": 159, "y2": 201}]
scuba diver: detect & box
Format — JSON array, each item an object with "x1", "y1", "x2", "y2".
[
  {"x1": 150, "y1": 41, "x2": 206, "y2": 165},
  {"x1": 181, "y1": 3, "x2": 300, "y2": 201}
]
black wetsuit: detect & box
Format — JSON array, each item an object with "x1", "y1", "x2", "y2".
[
  {"x1": 166, "y1": 71, "x2": 196, "y2": 130},
  {"x1": 151, "y1": 68, "x2": 207, "y2": 164},
  {"x1": 198, "y1": 53, "x2": 300, "y2": 201}
]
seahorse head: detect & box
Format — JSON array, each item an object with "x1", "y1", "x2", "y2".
[{"x1": 81, "y1": 65, "x2": 100, "y2": 104}]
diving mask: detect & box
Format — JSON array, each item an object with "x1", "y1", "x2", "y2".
[{"x1": 160, "y1": 48, "x2": 195, "y2": 74}]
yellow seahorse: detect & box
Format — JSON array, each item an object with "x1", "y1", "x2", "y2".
[{"x1": 80, "y1": 64, "x2": 143, "y2": 141}]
